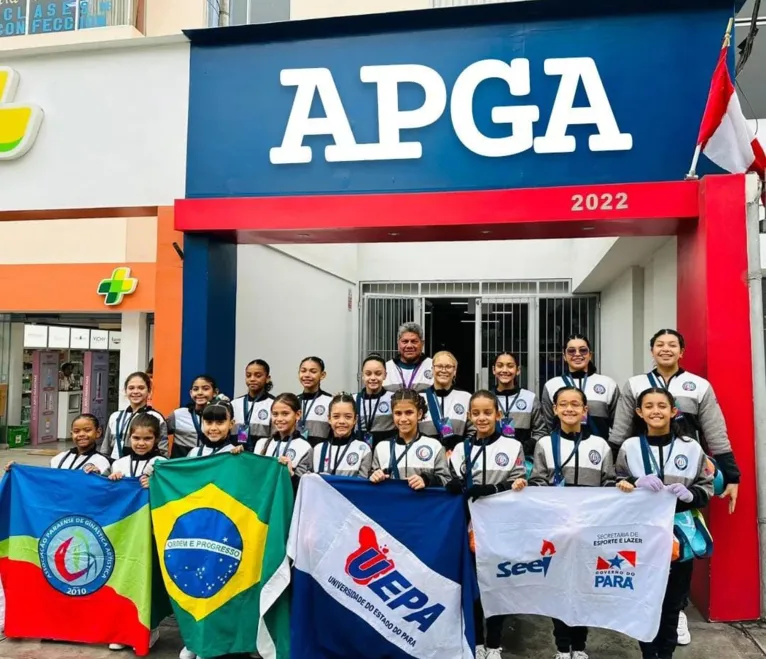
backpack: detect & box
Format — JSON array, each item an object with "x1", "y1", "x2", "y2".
[{"x1": 639, "y1": 436, "x2": 713, "y2": 562}]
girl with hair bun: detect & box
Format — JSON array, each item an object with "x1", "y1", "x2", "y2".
[
  {"x1": 254, "y1": 393, "x2": 314, "y2": 488},
  {"x1": 369, "y1": 388, "x2": 450, "y2": 490},
  {"x1": 101, "y1": 371, "x2": 168, "y2": 459},
  {"x1": 167, "y1": 374, "x2": 220, "y2": 458},
  {"x1": 353, "y1": 354, "x2": 395, "y2": 447},
  {"x1": 297, "y1": 356, "x2": 333, "y2": 447},
  {"x1": 231, "y1": 359, "x2": 275, "y2": 450},
  {"x1": 492, "y1": 351, "x2": 546, "y2": 457},
  {"x1": 615, "y1": 387, "x2": 714, "y2": 659},
  {"x1": 517, "y1": 385, "x2": 615, "y2": 659},
  {"x1": 313, "y1": 393, "x2": 372, "y2": 478}
]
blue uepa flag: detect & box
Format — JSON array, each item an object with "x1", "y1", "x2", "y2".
[{"x1": 287, "y1": 474, "x2": 475, "y2": 658}]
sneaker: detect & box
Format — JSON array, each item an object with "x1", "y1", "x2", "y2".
[
  {"x1": 109, "y1": 644, "x2": 127, "y2": 651},
  {"x1": 571, "y1": 652, "x2": 589, "y2": 659},
  {"x1": 555, "y1": 653, "x2": 571, "y2": 659},
  {"x1": 179, "y1": 648, "x2": 197, "y2": 659},
  {"x1": 475, "y1": 645, "x2": 487, "y2": 659},
  {"x1": 677, "y1": 610, "x2": 691, "y2": 645},
  {"x1": 486, "y1": 649, "x2": 503, "y2": 659}
]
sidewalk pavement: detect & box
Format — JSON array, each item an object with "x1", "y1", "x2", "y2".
[{"x1": 1, "y1": 445, "x2": 765, "y2": 659}]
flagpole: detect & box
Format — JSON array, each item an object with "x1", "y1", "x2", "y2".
[{"x1": 686, "y1": 17, "x2": 734, "y2": 180}]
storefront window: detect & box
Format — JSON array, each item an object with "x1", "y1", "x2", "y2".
[
  {"x1": 0, "y1": 315, "x2": 10, "y2": 442},
  {"x1": 0, "y1": 0, "x2": 131, "y2": 38}
]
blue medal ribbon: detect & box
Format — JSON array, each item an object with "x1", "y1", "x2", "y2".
[
  {"x1": 551, "y1": 431, "x2": 581, "y2": 486},
  {"x1": 388, "y1": 437, "x2": 419, "y2": 480},
  {"x1": 356, "y1": 391, "x2": 381, "y2": 443},
  {"x1": 190, "y1": 409, "x2": 204, "y2": 444},
  {"x1": 639, "y1": 434, "x2": 676, "y2": 481},
  {"x1": 463, "y1": 437, "x2": 488, "y2": 488},
  {"x1": 115, "y1": 408, "x2": 133, "y2": 459},
  {"x1": 319, "y1": 440, "x2": 353, "y2": 475}
]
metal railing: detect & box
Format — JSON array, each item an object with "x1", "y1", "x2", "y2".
[
  {"x1": 359, "y1": 280, "x2": 599, "y2": 396},
  {"x1": 0, "y1": 0, "x2": 136, "y2": 38}
]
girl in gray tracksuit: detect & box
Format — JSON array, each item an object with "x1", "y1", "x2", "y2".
[
  {"x1": 369, "y1": 388, "x2": 450, "y2": 489},
  {"x1": 313, "y1": 393, "x2": 372, "y2": 478},
  {"x1": 445, "y1": 389, "x2": 527, "y2": 659},
  {"x1": 167, "y1": 374, "x2": 220, "y2": 458},
  {"x1": 517, "y1": 385, "x2": 615, "y2": 659},
  {"x1": 609, "y1": 329, "x2": 740, "y2": 491},
  {"x1": 616, "y1": 387, "x2": 713, "y2": 659}
]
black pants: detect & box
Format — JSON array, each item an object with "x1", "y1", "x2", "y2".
[
  {"x1": 474, "y1": 598, "x2": 504, "y2": 649},
  {"x1": 552, "y1": 619, "x2": 588, "y2": 652},
  {"x1": 639, "y1": 560, "x2": 694, "y2": 659}
]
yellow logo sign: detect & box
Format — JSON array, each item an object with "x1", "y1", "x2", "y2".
[{"x1": 0, "y1": 67, "x2": 43, "y2": 161}]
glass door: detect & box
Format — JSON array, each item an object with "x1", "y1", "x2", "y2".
[{"x1": 474, "y1": 298, "x2": 535, "y2": 393}]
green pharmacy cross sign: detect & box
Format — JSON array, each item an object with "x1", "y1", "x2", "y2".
[{"x1": 97, "y1": 267, "x2": 138, "y2": 306}]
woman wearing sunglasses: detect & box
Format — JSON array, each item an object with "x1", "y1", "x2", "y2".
[{"x1": 541, "y1": 334, "x2": 619, "y2": 441}]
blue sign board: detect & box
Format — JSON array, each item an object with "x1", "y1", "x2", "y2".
[{"x1": 185, "y1": 6, "x2": 730, "y2": 198}]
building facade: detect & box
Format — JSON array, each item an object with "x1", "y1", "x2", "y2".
[{"x1": 0, "y1": 0, "x2": 763, "y2": 625}]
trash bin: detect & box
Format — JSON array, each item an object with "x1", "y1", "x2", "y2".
[{"x1": 6, "y1": 426, "x2": 29, "y2": 449}]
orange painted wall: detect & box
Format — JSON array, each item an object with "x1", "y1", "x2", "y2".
[
  {"x1": 0, "y1": 262, "x2": 157, "y2": 312},
  {"x1": 151, "y1": 207, "x2": 183, "y2": 415},
  {"x1": 0, "y1": 207, "x2": 183, "y2": 418}
]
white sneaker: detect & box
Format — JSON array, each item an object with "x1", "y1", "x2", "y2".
[
  {"x1": 677, "y1": 610, "x2": 691, "y2": 645},
  {"x1": 149, "y1": 628, "x2": 160, "y2": 649},
  {"x1": 475, "y1": 645, "x2": 487, "y2": 659},
  {"x1": 571, "y1": 652, "x2": 589, "y2": 659},
  {"x1": 109, "y1": 644, "x2": 127, "y2": 651},
  {"x1": 179, "y1": 648, "x2": 197, "y2": 659},
  {"x1": 486, "y1": 649, "x2": 503, "y2": 659},
  {"x1": 554, "y1": 653, "x2": 571, "y2": 659}
]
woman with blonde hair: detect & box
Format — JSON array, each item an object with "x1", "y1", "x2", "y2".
[{"x1": 418, "y1": 350, "x2": 473, "y2": 450}]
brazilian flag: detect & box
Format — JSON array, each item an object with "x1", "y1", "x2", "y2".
[{"x1": 150, "y1": 453, "x2": 292, "y2": 658}]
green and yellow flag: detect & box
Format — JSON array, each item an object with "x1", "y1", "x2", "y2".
[{"x1": 150, "y1": 453, "x2": 292, "y2": 658}]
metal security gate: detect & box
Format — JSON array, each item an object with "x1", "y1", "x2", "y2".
[{"x1": 359, "y1": 281, "x2": 598, "y2": 395}]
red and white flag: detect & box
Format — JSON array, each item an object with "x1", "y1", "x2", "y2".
[{"x1": 695, "y1": 44, "x2": 766, "y2": 180}]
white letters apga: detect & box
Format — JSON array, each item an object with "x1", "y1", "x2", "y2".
[{"x1": 269, "y1": 57, "x2": 632, "y2": 165}]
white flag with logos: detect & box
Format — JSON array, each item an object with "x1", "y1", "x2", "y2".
[{"x1": 470, "y1": 488, "x2": 676, "y2": 642}]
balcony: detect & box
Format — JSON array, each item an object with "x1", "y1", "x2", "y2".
[{"x1": 0, "y1": 0, "x2": 144, "y2": 49}]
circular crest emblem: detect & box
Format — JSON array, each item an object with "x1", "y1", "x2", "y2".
[
  {"x1": 424, "y1": 370, "x2": 433, "y2": 379},
  {"x1": 460, "y1": 461, "x2": 468, "y2": 475},
  {"x1": 257, "y1": 409, "x2": 269, "y2": 421},
  {"x1": 593, "y1": 384, "x2": 606, "y2": 395},
  {"x1": 314, "y1": 405, "x2": 326, "y2": 416},
  {"x1": 588, "y1": 450, "x2": 602, "y2": 466},
  {"x1": 284, "y1": 448, "x2": 297, "y2": 461},
  {"x1": 39, "y1": 516, "x2": 115, "y2": 596},
  {"x1": 416, "y1": 445, "x2": 433, "y2": 461},
  {"x1": 379, "y1": 402, "x2": 390, "y2": 414},
  {"x1": 346, "y1": 452, "x2": 360, "y2": 466},
  {"x1": 682, "y1": 382, "x2": 696, "y2": 392},
  {"x1": 495, "y1": 452, "x2": 510, "y2": 467},
  {"x1": 164, "y1": 508, "x2": 242, "y2": 598},
  {"x1": 454, "y1": 403, "x2": 465, "y2": 415},
  {"x1": 515, "y1": 399, "x2": 527, "y2": 411},
  {"x1": 674, "y1": 455, "x2": 689, "y2": 470}
]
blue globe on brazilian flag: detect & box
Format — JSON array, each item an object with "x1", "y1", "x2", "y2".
[{"x1": 150, "y1": 453, "x2": 293, "y2": 658}]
